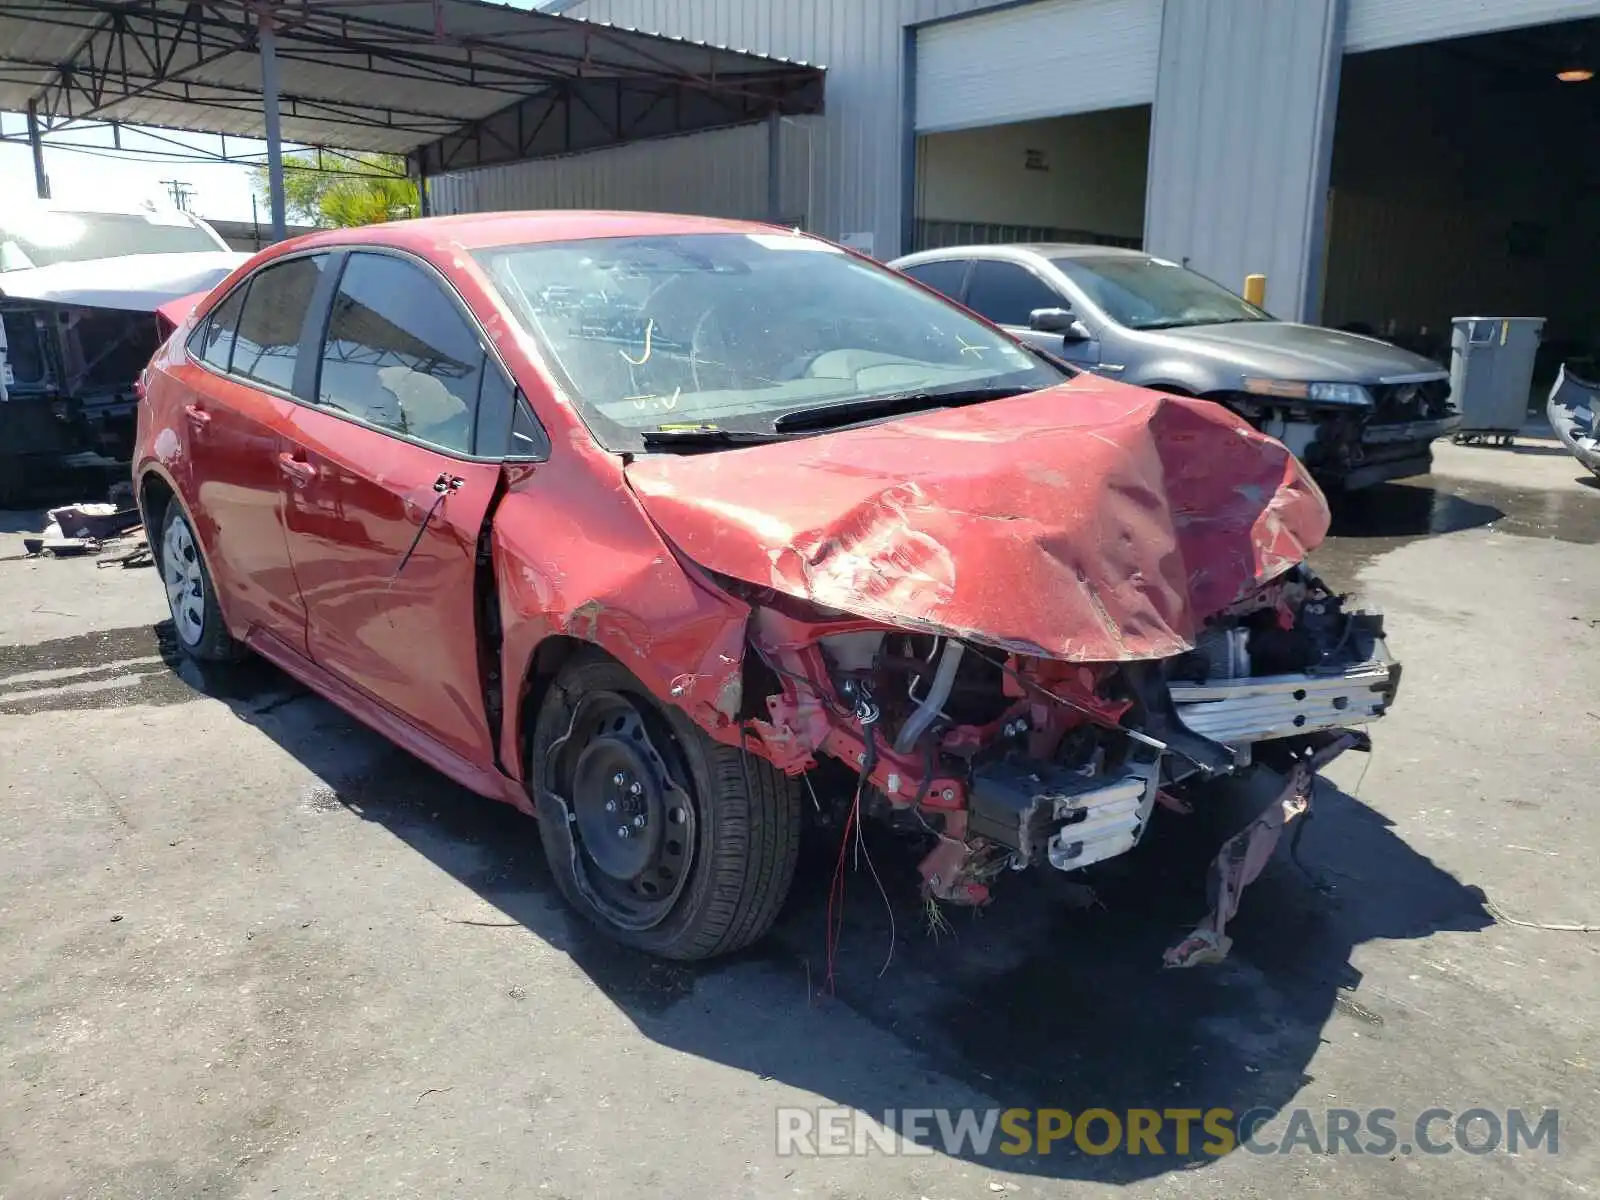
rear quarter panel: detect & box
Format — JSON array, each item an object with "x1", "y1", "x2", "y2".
[
  {"x1": 134, "y1": 263, "x2": 253, "y2": 511},
  {"x1": 134, "y1": 326, "x2": 197, "y2": 515}
]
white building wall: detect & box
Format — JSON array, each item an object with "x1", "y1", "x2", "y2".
[
  {"x1": 431, "y1": 0, "x2": 1354, "y2": 298},
  {"x1": 432, "y1": 0, "x2": 1017, "y2": 257},
  {"x1": 1144, "y1": 0, "x2": 1344, "y2": 321},
  {"x1": 428, "y1": 122, "x2": 813, "y2": 228},
  {"x1": 443, "y1": 0, "x2": 1600, "y2": 322},
  {"x1": 913, "y1": 0, "x2": 1162, "y2": 132}
]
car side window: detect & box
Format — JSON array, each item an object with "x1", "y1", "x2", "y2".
[
  {"x1": 231, "y1": 255, "x2": 327, "y2": 392},
  {"x1": 193, "y1": 283, "x2": 249, "y2": 373},
  {"x1": 900, "y1": 259, "x2": 969, "y2": 302},
  {"x1": 965, "y1": 260, "x2": 1064, "y2": 327},
  {"x1": 317, "y1": 252, "x2": 484, "y2": 455}
]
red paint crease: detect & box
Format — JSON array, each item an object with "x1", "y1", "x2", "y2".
[{"x1": 625, "y1": 377, "x2": 1329, "y2": 663}]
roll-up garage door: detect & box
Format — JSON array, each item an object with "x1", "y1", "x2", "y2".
[
  {"x1": 913, "y1": 0, "x2": 1162, "y2": 134},
  {"x1": 1345, "y1": 0, "x2": 1600, "y2": 52}
]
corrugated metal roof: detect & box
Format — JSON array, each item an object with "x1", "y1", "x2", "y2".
[{"x1": 0, "y1": 0, "x2": 823, "y2": 159}]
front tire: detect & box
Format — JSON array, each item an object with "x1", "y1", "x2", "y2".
[
  {"x1": 531, "y1": 655, "x2": 802, "y2": 960},
  {"x1": 158, "y1": 502, "x2": 242, "y2": 662}
]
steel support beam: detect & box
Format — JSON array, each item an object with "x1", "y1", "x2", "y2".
[
  {"x1": 258, "y1": 11, "x2": 286, "y2": 241},
  {"x1": 26, "y1": 99, "x2": 50, "y2": 198},
  {"x1": 4, "y1": 0, "x2": 825, "y2": 191},
  {"x1": 766, "y1": 108, "x2": 781, "y2": 223}
]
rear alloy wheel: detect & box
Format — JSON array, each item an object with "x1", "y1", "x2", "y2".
[
  {"x1": 158, "y1": 502, "x2": 242, "y2": 662},
  {"x1": 532, "y1": 656, "x2": 801, "y2": 960}
]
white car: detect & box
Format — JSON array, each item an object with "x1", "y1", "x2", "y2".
[{"x1": 1, "y1": 201, "x2": 248, "y2": 502}]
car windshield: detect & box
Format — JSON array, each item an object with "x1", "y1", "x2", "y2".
[
  {"x1": 1051, "y1": 254, "x2": 1272, "y2": 330},
  {"x1": 476, "y1": 232, "x2": 1065, "y2": 451},
  {"x1": 0, "y1": 209, "x2": 223, "y2": 271}
]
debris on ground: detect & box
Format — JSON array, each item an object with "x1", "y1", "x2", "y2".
[
  {"x1": 1484, "y1": 897, "x2": 1600, "y2": 933},
  {"x1": 48, "y1": 503, "x2": 141, "y2": 542},
  {"x1": 1164, "y1": 731, "x2": 1368, "y2": 969},
  {"x1": 21, "y1": 501, "x2": 148, "y2": 564},
  {"x1": 96, "y1": 534, "x2": 154, "y2": 570}
]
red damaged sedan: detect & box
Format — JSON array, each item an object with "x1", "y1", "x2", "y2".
[{"x1": 134, "y1": 212, "x2": 1398, "y2": 965}]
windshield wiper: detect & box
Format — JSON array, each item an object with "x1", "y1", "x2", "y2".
[
  {"x1": 1135, "y1": 316, "x2": 1265, "y2": 330},
  {"x1": 638, "y1": 425, "x2": 793, "y2": 450},
  {"x1": 773, "y1": 385, "x2": 1033, "y2": 433}
]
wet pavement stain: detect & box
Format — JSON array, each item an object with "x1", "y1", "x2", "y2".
[
  {"x1": 0, "y1": 622, "x2": 305, "y2": 716},
  {"x1": 1313, "y1": 472, "x2": 1600, "y2": 586}
]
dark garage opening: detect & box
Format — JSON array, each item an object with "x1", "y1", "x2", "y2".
[
  {"x1": 1321, "y1": 17, "x2": 1600, "y2": 390},
  {"x1": 912, "y1": 105, "x2": 1151, "y2": 252}
]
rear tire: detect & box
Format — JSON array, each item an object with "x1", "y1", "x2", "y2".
[
  {"x1": 158, "y1": 501, "x2": 243, "y2": 663},
  {"x1": 531, "y1": 655, "x2": 801, "y2": 960}
]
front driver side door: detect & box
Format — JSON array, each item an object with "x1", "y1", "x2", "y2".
[
  {"x1": 965, "y1": 258, "x2": 1102, "y2": 370},
  {"x1": 278, "y1": 249, "x2": 506, "y2": 772}
]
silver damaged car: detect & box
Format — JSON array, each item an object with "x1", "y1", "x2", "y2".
[{"x1": 890, "y1": 244, "x2": 1460, "y2": 490}]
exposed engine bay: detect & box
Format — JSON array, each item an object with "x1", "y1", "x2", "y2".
[
  {"x1": 726, "y1": 563, "x2": 1396, "y2": 964},
  {"x1": 0, "y1": 299, "x2": 163, "y2": 491},
  {"x1": 0, "y1": 203, "x2": 245, "y2": 500}
]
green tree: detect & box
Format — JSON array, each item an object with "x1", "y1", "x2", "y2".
[{"x1": 250, "y1": 151, "x2": 418, "y2": 228}]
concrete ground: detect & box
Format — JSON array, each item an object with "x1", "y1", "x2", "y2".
[{"x1": 2, "y1": 433, "x2": 1598, "y2": 1199}]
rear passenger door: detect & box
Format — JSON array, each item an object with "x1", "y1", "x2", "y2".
[
  {"x1": 173, "y1": 253, "x2": 330, "y2": 651},
  {"x1": 277, "y1": 249, "x2": 520, "y2": 772},
  {"x1": 899, "y1": 258, "x2": 972, "y2": 307}
]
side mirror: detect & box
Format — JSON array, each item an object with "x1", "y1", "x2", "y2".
[
  {"x1": 1028, "y1": 306, "x2": 1075, "y2": 333},
  {"x1": 1062, "y1": 319, "x2": 1092, "y2": 343}
]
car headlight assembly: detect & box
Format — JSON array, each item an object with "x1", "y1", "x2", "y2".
[
  {"x1": 1308, "y1": 382, "x2": 1372, "y2": 406},
  {"x1": 1243, "y1": 378, "x2": 1372, "y2": 407}
]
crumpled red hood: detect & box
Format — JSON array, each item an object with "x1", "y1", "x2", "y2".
[{"x1": 624, "y1": 377, "x2": 1329, "y2": 662}]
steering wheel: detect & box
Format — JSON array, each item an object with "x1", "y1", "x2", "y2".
[{"x1": 629, "y1": 274, "x2": 716, "y2": 394}]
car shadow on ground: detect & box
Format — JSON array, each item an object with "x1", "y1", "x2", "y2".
[
  {"x1": 312, "y1": 722, "x2": 1492, "y2": 1186},
  {"x1": 0, "y1": 617, "x2": 1494, "y2": 1186}
]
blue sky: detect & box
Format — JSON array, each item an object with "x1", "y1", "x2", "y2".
[{"x1": 0, "y1": 0, "x2": 556, "y2": 223}]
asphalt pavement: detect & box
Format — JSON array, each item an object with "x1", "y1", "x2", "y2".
[{"x1": 1, "y1": 433, "x2": 1597, "y2": 1199}]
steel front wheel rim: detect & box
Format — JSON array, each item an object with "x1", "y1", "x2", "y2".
[
  {"x1": 551, "y1": 691, "x2": 698, "y2": 931},
  {"x1": 164, "y1": 515, "x2": 206, "y2": 646}
]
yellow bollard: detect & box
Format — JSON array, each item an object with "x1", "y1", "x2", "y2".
[{"x1": 1242, "y1": 274, "x2": 1266, "y2": 306}]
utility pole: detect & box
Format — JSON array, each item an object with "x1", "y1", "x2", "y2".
[{"x1": 160, "y1": 179, "x2": 196, "y2": 211}]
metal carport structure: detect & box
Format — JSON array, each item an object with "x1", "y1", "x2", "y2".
[{"x1": 0, "y1": 0, "x2": 824, "y2": 238}]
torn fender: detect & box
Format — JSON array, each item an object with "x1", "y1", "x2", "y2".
[
  {"x1": 625, "y1": 377, "x2": 1329, "y2": 662},
  {"x1": 490, "y1": 459, "x2": 754, "y2": 782},
  {"x1": 1548, "y1": 363, "x2": 1600, "y2": 480}
]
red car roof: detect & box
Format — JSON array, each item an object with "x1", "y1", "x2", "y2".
[{"x1": 276, "y1": 210, "x2": 791, "y2": 257}]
